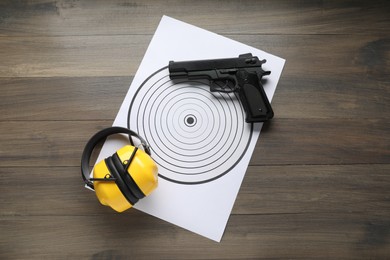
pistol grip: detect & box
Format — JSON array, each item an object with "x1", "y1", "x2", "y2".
[{"x1": 238, "y1": 72, "x2": 274, "y2": 123}]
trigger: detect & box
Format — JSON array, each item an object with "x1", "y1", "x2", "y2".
[
  {"x1": 212, "y1": 79, "x2": 235, "y2": 92},
  {"x1": 220, "y1": 80, "x2": 230, "y2": 90}
]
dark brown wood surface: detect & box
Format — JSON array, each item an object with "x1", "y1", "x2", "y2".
[{"x1": 1, "y1": 0, "x2": 389, "y2": 259}]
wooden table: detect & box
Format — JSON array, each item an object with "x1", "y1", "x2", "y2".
[{"x1": 1, "y1": 1, "x2": 389, "y2": 259}]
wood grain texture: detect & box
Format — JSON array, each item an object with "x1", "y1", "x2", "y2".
[
  {"x1": 0, "y1": 0, "x2": 389, "y2": 259},
  {"x1": 1, "y1": 165, "x2": 389, "y2": 216},
  {"x1": 1, "y1": 74, "x2": 389, "y2": 120},
  {"x1": 0, "y1": 120, "x2": 389, "y2": 167},
  {"x1": 0, "y1": 0, "x2": 389, "y2": 36},
  {"x1": 1, "y1": 34, "x2": 389, "y2": 78},
  {"x1": 1, "y1": 213, "x2": 389, "y2": 259}
]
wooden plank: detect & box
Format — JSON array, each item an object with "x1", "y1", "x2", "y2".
[
  {"x1": 254, "y1": 118, "x2": 390, "y2": 165},
  {"x1": 0, "y1": 35, "x2": 150, "y2": 77},
  {"x1": 1, "y1": 165, "x2": 389, "y2": 216},
  {"x1": 0, "y1": 0, "x2": 389, "y2": 36},
  {"x1": 238, "y1": 164, "x2": 390, "y2": 214},
  {"x1": 0, "y1": 34, "x2": 389, "y2": 78},
  {"x1": 1, "y1": 74, "x2": 389, "y2": 121},
  {"x1": 0, "y1": 121, "x2": 110, "y2": 167},
  {"x1": 1, "y1": 213, "x2": 389, "y2": 259},
  {"x1": 1, "y1": 76, "x2": 131, "y2": 121},
  {"x1": 272, "y1": 75, "x2": 390, "y2": 120},
  {"x1": 1, "y1": 120, "x2": 388, "y2": 167}
]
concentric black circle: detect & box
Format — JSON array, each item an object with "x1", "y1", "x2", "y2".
[{"x1": 128, "y1": 67, "x2": 253, "y2": 184}]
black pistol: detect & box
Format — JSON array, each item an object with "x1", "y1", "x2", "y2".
[{"x1": 168, "y1": 53, "x2": 273, "y2": 123}]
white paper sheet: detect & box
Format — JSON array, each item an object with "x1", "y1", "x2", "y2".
[{"x1": 96, "y1": 16, "x2": 285, "y2": 242}]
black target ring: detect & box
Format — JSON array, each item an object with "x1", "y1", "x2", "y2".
[{"x1": 128, "y1": 66, "x2": 253, "y2": 184}]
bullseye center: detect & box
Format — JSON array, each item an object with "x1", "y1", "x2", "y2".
[{"x1": 184, "y1": 114, "x2": 197, "y2": 127}]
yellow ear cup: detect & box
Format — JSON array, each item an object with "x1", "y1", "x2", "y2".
[{"x1": 92, "y1": 145, "x2": 158, "y2": 212}]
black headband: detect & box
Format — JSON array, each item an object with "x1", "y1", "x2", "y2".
[{"x1": 81, "y1": 126, "x2": 151, "y2": 189}]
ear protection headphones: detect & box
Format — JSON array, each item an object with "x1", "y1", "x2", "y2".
[{"x1": 81, "y1": 127, "x2": 158, "y2": 212}]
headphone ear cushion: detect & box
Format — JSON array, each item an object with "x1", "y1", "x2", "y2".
[
  {"x1": 112, "y1": 153, "x2": 146, "y2": 200},
  {"x1": 105, "y1": 156, "x2": 139, "y2": 206}
]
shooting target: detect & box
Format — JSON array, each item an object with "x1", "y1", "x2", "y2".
[{"x1": 128, "y1": 67, "x2": 253, "y2": 184}]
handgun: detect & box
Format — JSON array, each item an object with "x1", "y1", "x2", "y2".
[{"x1": 168, "y1": 53, "x2": 273, "y2": 123}]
